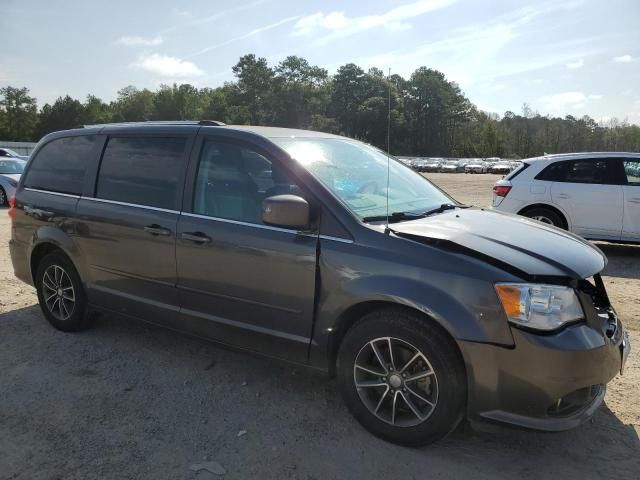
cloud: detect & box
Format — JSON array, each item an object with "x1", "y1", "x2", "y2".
[
  {"x1": 588, "y1": 94, "x2": 602, "y2": 100},
  {"x1": 117, "y1": 35, "x2": 163, "y2": 47},
  {"x1": 538, "y1": 91, "x2": 592, "y2": 111},
  {"x1": 160, "y1": 0, "x2": 267, "y2": 34},
  {"x1": 292, "y1": 0, "x2": 456, "y2": 45},
  {"x1": 343, "y1": 1, "x2": 590, "y2": 87},
  {"x1": 185, "y1": 16, "x2": 300, "y2": 59},
  {"x1": 613, "y1": 54, "x2": 633, "y2": 63},
  {"x1": 133, "y1": 53, "x2": 204, "y2": 77},
  {"x1": 566, "y1": 58, "x2": 584, "y2": 69}
]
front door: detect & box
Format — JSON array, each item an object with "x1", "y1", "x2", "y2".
[
  {"x1": 550, "y1": 158, "x2": 623, "y2": 239},
  {"x1": 175, "y1": 135, "x2": 318, "y2": 362},
  {"x1": 621, "y1": 159, "x2": 640, "y2": 240}
]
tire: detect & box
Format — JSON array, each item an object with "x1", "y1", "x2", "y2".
[
  {"x1": 337, "y1": 309, "x2": 466, "y2": 446},
  {"x1": 522, "y1": 207, "x2": 565, "y2": 229},
  {"x1": 35, "y1": 251, "x2": 92, "y2": 332},
  {"x1": 0, "y1": 186, "x2": 6, "y2": 207}
]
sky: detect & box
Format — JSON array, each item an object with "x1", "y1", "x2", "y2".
[{"x1": 1, "y1": 0, "x2": 639, "y2": 124}]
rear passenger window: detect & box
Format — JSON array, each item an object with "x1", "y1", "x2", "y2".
[
  {"x1": 535, "y1": 161, "x2": 568, "y2": 182},
  {"x1": 96, "y1": 137, "x2": 187, "y2": 210},
  {"x1": 564, "y1": 159, "x2": 624, "y2": 185},
  {"x1": 623, "y1": 160, "x2": 640, "y2": 185},
  {"x1": 193, "y1": 139, "x2": 302, "y2": 225},
  {"x1": 24, "y1": 136, "x2": 96, "y2": 195}
]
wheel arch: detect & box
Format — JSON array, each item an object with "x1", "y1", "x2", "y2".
[
  {"x1": 326, "y1": 301, "x2": 465, "y2": 378},
  {"x1": 518, "y1": 203, "x2": 570, "y2": 230},
  {"x1": 29, "y1": 227, "x2": 88, "y2": 284}
]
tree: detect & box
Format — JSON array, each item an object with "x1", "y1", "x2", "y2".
[
  {"x1": 36, "y1": 95, "x2": 84, "y2": 138},
  {"x1": 81, "y1": 95, "x2": 112, "y2": 125},
  {"x1": 0, "y1": 86, "x2": 38, "y2": 141},
  {"x1": 231, "y1": 54, "x2": 274, "y2": 124},
  {"x1": 271, "y1": 56, "x2": 329, "y2": 128},
  {"x1": 111, "y1": 86, "x2": 154, "y2": 122}
]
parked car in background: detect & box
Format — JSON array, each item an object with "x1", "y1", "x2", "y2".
[
  {"x1": 412, "y1": 159, "x2": 428, "y2": 172},
  {"x1": 492, "y1": 152, "x2": 640, "y2": 242},
  {"x1": 9, "y1": 122, "x2": 629, "y2": 446},
  {"x1": 439, "y1": 160, "x2": 463, "y2": 173},
  {"x1": 423, "y1": 158, "x2": 444, "y2": 172},
  {"x1": 0, "y1": 147, "x2": 29, "y2": 161},
  {"x1": 489, "y1": 161, "x2": 513, "y2": 175},
  {"x1": 465, "y1": 159, "x2": 488, "y2": 174},
  {"x1": 0, "y1": 159, "x2": 26, "y2": 206}
]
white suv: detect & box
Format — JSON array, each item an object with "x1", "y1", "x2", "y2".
[{"x1": 492, "y1": 152, "x2": 640, "y2": 242}]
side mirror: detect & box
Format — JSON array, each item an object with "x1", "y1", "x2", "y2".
[{"x1": 262, "y1": 194, "x2": 310, "y2": 229}]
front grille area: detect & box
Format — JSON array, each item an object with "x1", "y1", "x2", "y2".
[
  {"x1": 546, "y1": 385, "x2": 603, "y2": 418},
  {"x1": 578, "y1": 274, "x2": 620, "y2": 340},
  {"x1": 577, "y1": 274, "x2": 610, "y2": 310}
]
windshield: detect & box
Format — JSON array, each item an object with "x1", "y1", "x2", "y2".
[
  {"x1": 272, "y1": 137, "x2": 454, "y2": 221},
  {"x1": 0, "y1": 159, "x2": 25, "y2": 174}
]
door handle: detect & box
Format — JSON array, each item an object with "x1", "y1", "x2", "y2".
[
  {"x1": 24, "y1": 205, "x2": 54, "y2": 220},
  {"x1": 556, "y1": 193, "x2": 570, "y2": 199},
  {"x1": 180, "y1": 232, "x2": 212, "y2": 243},
  {"x1": 143, "y1": 224, "x2": 172, "y2": 236}
]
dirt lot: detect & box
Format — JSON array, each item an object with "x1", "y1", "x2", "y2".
[{"x1": 0, "y1": 174, "x2": 638, "y2": 480}]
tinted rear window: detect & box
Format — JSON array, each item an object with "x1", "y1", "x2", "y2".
[
  {"x1": 505, "y1": 163, "x2": 529, "y2": 180},
  {"x1": 24, "y1": 135, "x2": 96, "y2": 195},
  {"x1": 535, "y1": 161, "x2": 568, "y2": 181},
  {"x1": 96, "y1": 136, "x2": 187, "y2": 210}
]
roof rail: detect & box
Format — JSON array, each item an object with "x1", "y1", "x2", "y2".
[
  {"x1": 83, "y1": 120, "x2": 226, "y2": 128},
  {"x1": 198, "y1": 120, "x2": 226, "y2": 126}
]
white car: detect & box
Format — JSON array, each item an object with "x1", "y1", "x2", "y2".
[
  {"x1": 0, "y1": 159, "x2": 26, "y2": 206},
  {"x1": 492, "y1": 152, "x2": 640, "y2": 242},
  {"x1": 0, "y1": 147, "x2": 29, "y2": 161},
  {"x1": 464, "y1": 159, "x2": 487, "y2": 173}
]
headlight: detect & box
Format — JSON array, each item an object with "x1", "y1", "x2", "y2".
[{"x1": 495, "y1": 283, "x2": 584, "y2": 331}]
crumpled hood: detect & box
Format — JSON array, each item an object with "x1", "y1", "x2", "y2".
[{"x1": 391, "y1": 208, "x2": 606, "y2": 280}]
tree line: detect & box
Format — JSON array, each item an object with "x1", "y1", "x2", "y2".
[{"x1": 1, "y1": 54, "x2": 639, "y2": 158}]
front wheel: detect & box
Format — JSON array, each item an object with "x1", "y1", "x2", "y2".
[{"x1": 337, "y1": 309, "x2": 466, "y2": 446}]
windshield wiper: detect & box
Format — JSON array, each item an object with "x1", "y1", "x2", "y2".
[
  {"x1": 419, "y1": 203, "x2": 469, "y2": 217},
  {"x1": 362, "y1": 211, "x2": 424, "y2": 223},
  {"x1": 362, "y1": 204, "x2": 469, "y2": 223}
]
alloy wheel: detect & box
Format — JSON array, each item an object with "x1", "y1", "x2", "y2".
[
  {"x1": 41, "y1": 265, "x2": 76, "y2": 321},
  {"x1": 531, "y1": 215, "x2": 553, "y2": 225},
  {"x1": 353, "y1": 337, "x2": 438, "y2": 427}
]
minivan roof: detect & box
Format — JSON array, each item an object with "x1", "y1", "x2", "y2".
[{"x1": 79, "y1": 121, "x2": 344, "y2": 140}]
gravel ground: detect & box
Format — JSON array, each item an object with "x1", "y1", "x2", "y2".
[{"x1": 1, "y1": 174, "x2": 638, "y2": 480}]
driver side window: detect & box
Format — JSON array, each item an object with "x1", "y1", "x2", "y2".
[{"x1": 193, "y1": 139, "x2": 303, "y2": 225}]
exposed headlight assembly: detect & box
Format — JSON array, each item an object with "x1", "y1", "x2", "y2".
[{"x1": 495, "y1": 283, "x2": 584, "y2": 331}]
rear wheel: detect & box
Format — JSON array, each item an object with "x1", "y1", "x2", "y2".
[
  {"x1": 522, "y1": 207, "x2": 565, "y2": 229},
  {"x1": 35, "y1": 251, "x2": 92, "y2": 331},
  {"x1": 337, "y1": 309, "x2": 466, "y2": 446},
  {"x1": 0, "y1": 186, "x2": 7, "y2": 206}
]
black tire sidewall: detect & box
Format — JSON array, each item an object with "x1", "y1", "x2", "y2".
[
  {"x1": 35, "y1": 251, "x2": 89, "y2": 332},
  {"x1": 0, "y1": 186, "x2": 6, "y2": 206},
  {"x1": 337, "y1": 310, "x2": 466, "y2": 446}
]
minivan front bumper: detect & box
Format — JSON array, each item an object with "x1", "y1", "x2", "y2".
[{"x1": 460, "y1": 317, "x2": 628, "y2": 432}]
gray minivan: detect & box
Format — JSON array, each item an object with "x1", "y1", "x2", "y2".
[{"x1": 8, "y1": 121, "x2": 630, "y2": 446}]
